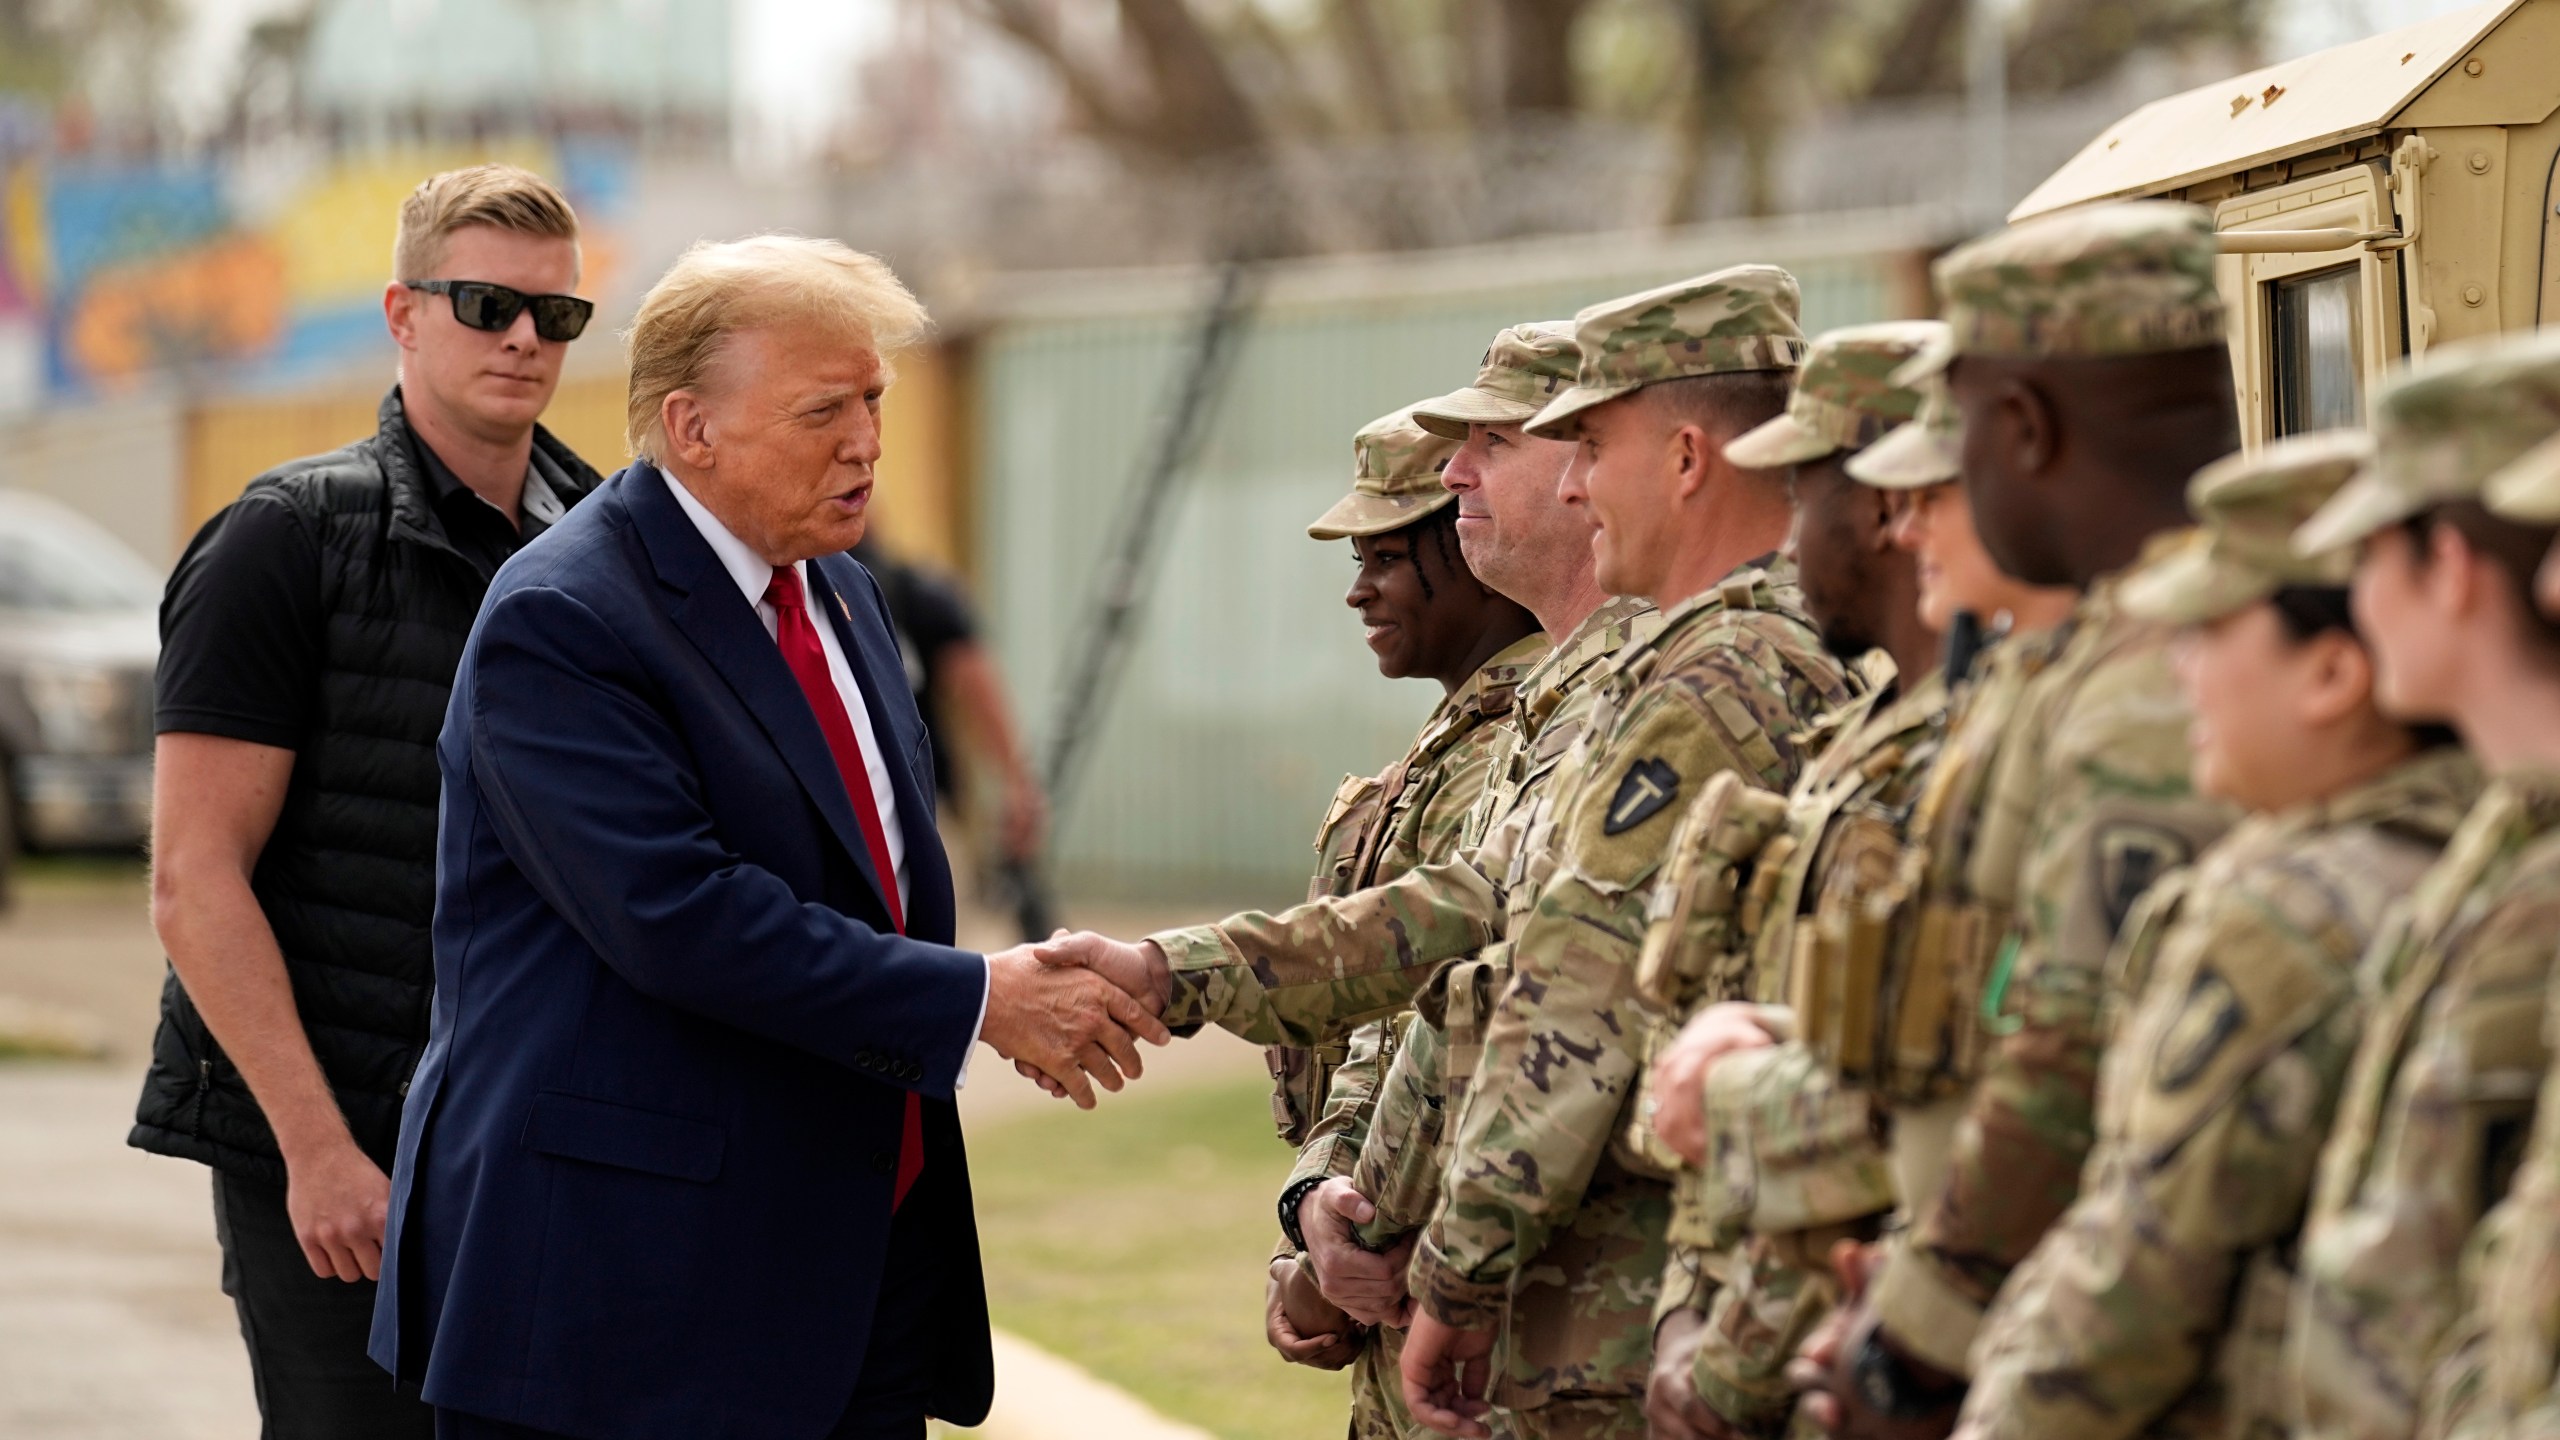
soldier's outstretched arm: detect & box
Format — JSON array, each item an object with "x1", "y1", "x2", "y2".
[{"x1": 1118, "y1": 809, "x2": 1527, "y2": 1047}]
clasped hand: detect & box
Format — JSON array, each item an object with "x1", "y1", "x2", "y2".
[
  {"x1": 999, "y1": 931, "x2": 1178, "y2": 1103},
  {"x1": 980, "y1": 934, "x2": 1172, "y2": 1109}
]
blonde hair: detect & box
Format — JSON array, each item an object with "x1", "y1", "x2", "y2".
[
  {"x1": 622, "y1": 235, "x2": 930, "y2": 461},
  {"x1": 392, "y1": 164, "x2": 580, "y2": 280}
]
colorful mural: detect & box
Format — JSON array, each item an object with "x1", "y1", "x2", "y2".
[{"x1": 0, "y1": 142, "x2": 629, "y2": 398}]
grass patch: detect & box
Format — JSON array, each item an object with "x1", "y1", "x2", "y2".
[
  {"x1": 14, "y1": 852, "x2": 148, "y2": 896},
  {"x1": 965, "y1": 1074, "x2": 1350, "y2": 1440}
]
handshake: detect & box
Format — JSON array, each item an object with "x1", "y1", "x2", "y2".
[{"x1": 978, "y1": 931, "x2": 1179, "y2": 1108}]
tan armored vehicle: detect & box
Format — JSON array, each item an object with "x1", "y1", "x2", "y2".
[{"x1": 2015, "y1": 0, "x2": 2560, "y2": 446}]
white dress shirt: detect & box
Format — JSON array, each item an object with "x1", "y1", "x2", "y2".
[{"x1": 665, "y1": 474, "x2": 986, "y2": 1077}]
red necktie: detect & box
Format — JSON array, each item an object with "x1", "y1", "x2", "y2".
[{"x1": 765, "y1": 566, "x2": 925, "y2": 1210}]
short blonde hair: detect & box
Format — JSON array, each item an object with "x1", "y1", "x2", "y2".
[
  {"x1": 393, "y1": 164, "x2": 580, "y2": 280},
  {"x1": 623, "y1": 235, "x2": 930, "y2": 461}
]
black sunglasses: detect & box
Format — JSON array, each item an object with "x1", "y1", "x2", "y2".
[{"x1": 403, "y1": 280, "x2": 593, "y2": 342}]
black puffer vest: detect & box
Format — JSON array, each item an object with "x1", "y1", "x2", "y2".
[{"x1": 130, "y1": 388, "x2": 604, "y2": 1183}]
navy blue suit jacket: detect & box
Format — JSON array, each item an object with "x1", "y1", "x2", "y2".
[{"x1": 371, "y1": 460, "x2": 995, "y2": 1437}]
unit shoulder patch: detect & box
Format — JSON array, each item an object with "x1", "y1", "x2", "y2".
[
  {"x1": 1605, "y1": 757, "x2": 1683, "y2": 836},
  {"x1": 2096, "y1": 821, "x2": 2194, "y2": 937},
  {"x1": 2151, "y1": 965, "x2": 2247, "y2": 1093}
]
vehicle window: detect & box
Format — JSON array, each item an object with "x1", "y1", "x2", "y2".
[
  {"x1": 0, "y1": 511, "x2": 163, "y2": 613},
  {"x1": 2270, "y1": 263, "x2": 2364, "y2": 437}
]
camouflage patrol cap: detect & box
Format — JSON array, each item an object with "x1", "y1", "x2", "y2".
[
  {"x1": 1844, "y1": 380, "x2": 1961, "y2": 489},
  {"x1": 2294, "y1": 328, "x2": 2560, "y2": 556},
  {"x1": 1726, "y1": 320, "x2": 1944, "y2": 468},
  {"x1": 2122, "y1": 430, "x2": 2369, "y2": 625},
  {"x1": 1898, "y1": 199, "x2": 2225, "y2": 383},
  {"x1": 1409, "y1": 320, "x2": 1580, "y2": 440},
  {"x1": 1522, "y1": 263, "x2": 1809, "y2": 439},
  {"x1": 2485, "y1": 430, "x2": 2560, "y2": 524},
  {"x1": 1306, "y1": 405, "x2": 1461, "y2": 540}
]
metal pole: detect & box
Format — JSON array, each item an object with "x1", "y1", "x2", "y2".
[{"x1": 1965, "y1": 0, "x2": 2009, "y2": 228}]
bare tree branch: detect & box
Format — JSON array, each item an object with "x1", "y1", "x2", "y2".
[
  {"x1": 1493, "y1": 0, "x2": 1589, "y2": 115},
  {"x1": 967, "y1": 0, "x2": 1159, "y2": 148},
  {"x1": 1332, "y1": 0, "x2": 1412, "y2": 135},
  {"x1": 1118, "y1": 0, "x2": 1270, "y2": 160}
]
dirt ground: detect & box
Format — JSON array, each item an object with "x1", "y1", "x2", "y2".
[{"x1": 0, "y1": 859, "x2": 1260, "y2": 1440}]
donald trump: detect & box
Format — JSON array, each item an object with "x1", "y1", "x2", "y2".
[{"x1": 370, "y1": 236, "x2": 1170, "y2": 1439}]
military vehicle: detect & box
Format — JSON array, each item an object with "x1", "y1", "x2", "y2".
[{"x1": 2016, "y1": 0, "x2": 2560, "y2": 446}]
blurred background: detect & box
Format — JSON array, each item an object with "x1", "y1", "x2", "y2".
[{"x1": 0, "y1": 0, "x2": 2489, "y2": 1436}]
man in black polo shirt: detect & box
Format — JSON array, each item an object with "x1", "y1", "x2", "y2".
[{"x1": 130, "y1": 164, "x2": 605, "y2": 1439}]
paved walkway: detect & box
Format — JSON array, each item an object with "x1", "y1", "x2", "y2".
[{"x1": 0, "y1": 866, "x2": 1259, "y2": 1439}]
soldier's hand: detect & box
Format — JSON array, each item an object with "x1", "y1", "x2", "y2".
[
  {"x1": 1650, "y1": 1003, "x2": 1782, "y2": 1166},
  {"x1": 1266, "y1": 1254, "x2": 1363, "y2": 1370},
  {"x1": 1403, "y1": 1310, "x2": 1497, "y2": 1438},
  {"x1": 1302, "y1": 1179, "x2": 1415, "y2": 1326},
  {"x1": 981, "y1": 944, "x2": 1170, "y2": 1108},
  {"x1": 1791, "y1": 1242, "x2": 1962, "y2": 1440},
  {"x1": 1647, "y1": 1308, "x2": 1752, "y2": 1440},
  {"x1": 1034, "y1": 929, "x2": 1173, "y2": 1016}
]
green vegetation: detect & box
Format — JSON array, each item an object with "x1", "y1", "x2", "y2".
[{"x1": 964, "y1": 1076, "x2": 1350, "y2": 1440}]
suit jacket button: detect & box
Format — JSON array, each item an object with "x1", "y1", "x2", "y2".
[
  {"x1": 902, "y1": 1062, "x2": 923, "y2": 1082},
  {"x1": 870, "y1": 1150, "x2": 897, "y2": 1174}
]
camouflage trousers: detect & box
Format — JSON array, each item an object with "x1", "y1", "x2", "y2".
[
  {"x1": 1350, "y1": 1325, "x2": 1426, "y2": 1440},
  {"x1": 1485, "y1": 1396, "x2": 1648, "y2": 1440}
]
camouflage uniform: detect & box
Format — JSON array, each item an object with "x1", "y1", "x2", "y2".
[
  {"x1": 1340, "y1": 594, "x2": 1649, "y2": 1440},
  {"x1": 1272, "y1": 406, "x2": 1488, "y2": 1155},
  {"x1": 1858, "y1": 202, "x2": 2241, "y2": 1379},
  {"x1": 1151, "y1": 408, "x2": 1659, "y2": 1438},
  {"x1": 1385, "y1": 266, "x2": 1855, "y2": 1440},
  {"x1": 1267, "y1": 404, "x2": 1552, "y2": 1438},
  {"x1": 1959, "y1": 433, "x2": 2487, "y2": 1440},
  {"x1": 2281, "y1": 332, "x2": 2560, "y2": 1440},
  {"x1": 2439, "y1": 409, "x2": 2560, "y2": 1440},
  {"x1": 1622, "y1": 320, "x2": 1949, "y2": 1434}
]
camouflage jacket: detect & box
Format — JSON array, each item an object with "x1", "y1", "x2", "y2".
[
  {"x1": 1273, "y1": 632, "x2": 1549, "y2": 1174},
  {"x1": 2440, "y1": 961, "x2": 2560, "y2": 1440},
  {"x1": 1329, "y1": 603, "x2": 1669, "y2": 1246},
  {"x1": 1149, "y1": 600, "x2": 1661, "y2": 1048},
  {"x1": 2287, "y1": 769, "x2": 2560, "y2": 1440},
  {"x1": 1411, "y1": 560, "x2": 1855, "y2": 1412},
  {"x1": 1960, "y1": 748, "x2": 2482, "y2": 1440},
  {"x1": 1869, "y1": 581, "x2": 2237, "y2": 1377}
]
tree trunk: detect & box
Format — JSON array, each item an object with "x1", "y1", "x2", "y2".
[{"x1": 1494, "y1": 0, "x2": 1588, "y2": 116}]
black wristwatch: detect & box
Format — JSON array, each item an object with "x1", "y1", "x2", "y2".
[{"x1": 1277, "y1": 1176, "x2": 1328, "y2": 1252}]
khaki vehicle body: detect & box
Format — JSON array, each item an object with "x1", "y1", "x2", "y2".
[{"x1": 2015, "y1": 0, "x2": 2560, "y2": 447}]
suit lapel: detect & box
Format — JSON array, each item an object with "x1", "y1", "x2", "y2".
[{"x1": 624, "y1": 463, "x2": 896, "y2": 919}]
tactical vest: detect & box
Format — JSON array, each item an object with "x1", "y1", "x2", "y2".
[
  {"x1": 1820, "y1": 625, "x2": 2062, "y2": 1108},
  {"x1": 1628, "y1": 660, "x2": 1948, "y2": 1246}
]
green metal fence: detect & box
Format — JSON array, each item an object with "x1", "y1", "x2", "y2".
[{"x1": 975, "y1": 211, "x2": 1944, "y2": 903}]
